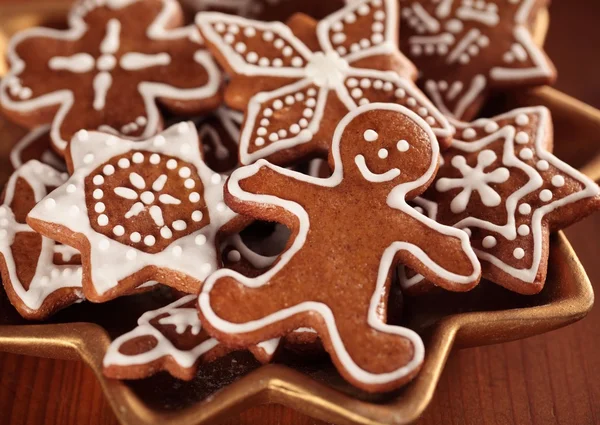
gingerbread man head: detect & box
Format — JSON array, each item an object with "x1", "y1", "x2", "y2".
[{"x1": 332, "y1": 103, "x2": 440, "y2": 198}]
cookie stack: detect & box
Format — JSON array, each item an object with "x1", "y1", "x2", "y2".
[{"x1": 0, "y1": 0, "x2": 598, "y2": 394}]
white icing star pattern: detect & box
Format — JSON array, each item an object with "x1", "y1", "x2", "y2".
[{"x1": 197, "y1": 0, "x2": 452, "y2": 164}]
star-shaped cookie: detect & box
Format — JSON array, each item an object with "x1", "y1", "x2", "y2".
[
  {"x1": 400, "y1": 0, "x2": 556, "y2": 120},
  {"x1": 197, "y1": 0, "x2": 452, "y2": 166},
  {"x1": 27, "y1": 122, "x2": 238, "y2": 302},
  {"x1": 399, "y1": 106, "x2": 600, "y2": 294}
]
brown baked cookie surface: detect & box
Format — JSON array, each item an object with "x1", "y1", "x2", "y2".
[
  {"x1": 103, "y1": 295, "x2": 279, "y2": 380},
  {"x1": 196, "y1": 0, "x2": 453, "y2": 167},
  {"x1": 27, "y1": 122, "x2": 240, "y2": 302},
  {"x1": 0, "y1": 161, "x2": 83, "y2": 320},
  {"x1": 399, "y1": 0, "x2": 556, "y2": 121},
  {"x1": 197, "y1": 103, "x2": 482, "y2": 393},
  {"x1": 0, "y1": 0, "x2": 222, "y2": 160},
  {"x1": 399, "y1": 107, "x2": 600, "y2": 295}
]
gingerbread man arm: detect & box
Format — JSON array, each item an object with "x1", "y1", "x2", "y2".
[
  {"x1": 388, "y1": 200, "x2": 481, "y2": 291},
  {"x1": 225, "y1": 159, "x2": 312, "y2": 223}
]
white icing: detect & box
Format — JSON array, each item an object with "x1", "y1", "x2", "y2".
[
  {"x1": 0, "y1": 0, "x2": 221, "y2": 152},
  {"x1": 0, "y1": 161, "x2": 83, "y2": 311},
  {"x1": 196, "y1": 0, "x2": 452, "y2": 165},
  {"x1": 354, "y1": 155, "x2": 400, "y2": 182},
  {"x1": 28, "y1": 123, "x2": 236, "y2": 297},
  {"x1": 199, "y1": 103, "x2": 480, "y2": 388}
]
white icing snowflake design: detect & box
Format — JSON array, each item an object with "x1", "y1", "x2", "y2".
[{"x1": 197, "y1": 0, "x2": 452, "y2": 164}]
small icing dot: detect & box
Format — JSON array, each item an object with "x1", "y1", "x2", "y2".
[
  {"x1": 515, "y1": 132, "x2": 529, "y2": 144},
  {"x1": 518, "y1": 224, "x2": 530, "y2": 236},
  {"x1": 179, "y1": 167, "x2": 191, "y2": 178},
  {"x1": 66, "y1": 184, "x2": 76, "y2": 193},
  {"x1": 93, "y1": 189, "x2": 103, "y2": 199},
  {"x1": 519, "y1": 148, "x2": 533, "y2": 160},
  {"x1": 378, "y1": 148, "x2": 388, "y2": 159},
  {"x1": 189, "y1": 192, "x2": 200, "y2": 202},
  {"x1": 167, "y1": 159, "x2": 178, "y2": 170},
  {"x1": 273, "y1": 99, "x2": 284, "y2": 109},
  {"x1": 462, "y1": 128, "x2": 476, "y2": 140},
  {"x1": 482, "y1": 236, "x2": 497, "y2": 248},
  {"x1": 144, "y1": 235, "x2": 156, "y2": 247},
  {"x1": 132, "y1": 153, "x2": 144, "y2": 163},
  {"x1": 227, "y1": 250, "x2": 241, "y2": 262},
  {"x1": 515, "y1": 114, "x2": 530, "y2": 126},
  {"x1": 95, "y1": 203, "x2": 105, "y2": 213},
  {"x1": 552, "y1": 175, "x2": 565, "y2": 187},
  {"x1": 255, "y1": 137, "x2": 265, "y2": 146},
  {"x1": 537, "y1": 160, "x2": 549, "y2": 171},
  {"x1": 93, "y1": 175, "x2": 104, "y2": 185},
  {"x1": 484, "y1": 122, "x2": 499, "y2": 133},
  {"x1": 195, "y1": 234, "x2": 207, "y2": 245},
  {"x1": 397, "y1": 140, "x2": 409, "y2": 152},
  {"x1": 513, "y1": 248, "x2": 525, "y2": 259},
  {"x1": 192, "y1": 211, "x2": 203, "y2": 222},
  {"x1": 76, "y1": 130, "x2": 89, "y2": 141},
  {"x1": 118, "y1": 158, "x2": 130, "y2": 169},
  {"x1": 244, "y1": 27, "x2": 256, "y2": 37},
  {"x1": 150, "y1": 154, "x2": 161, "y2": 165},
  {"x1": 130, "y1": 232, "x2": 141, "y2": 243},
  {"x1": 519, "y1": 203, "x2": 531, "y2": 215},
  {"x1": 113, "y1": 225, "x2": 125, "y2": 236},
  {"x1": 395, "y1": 88, "x2": 405, "y2": 98},
  {"x1": 263, "y1": 31, "x2": 274, "y2": 41},
  {"x1": 185, "y1": 179, "x2": 196, "y2": 189},
  {"x1": 161, "y1": 227, "x2": 173, "y2": 239},
  {"x1": 539, "y1": 189, "x2": 553, "y2": 202},
  {"x1": 103, "y1": 165, "x2": 115, "y2": 176},
  {"x1": 364, "y1": 129, "x2": 378, "y2": 142},
  {"x1": 97, "y1": 214, "x2": 109, "y2": 226},
  {"x1": 407, "y1": 97, "x2": 417, "y2": 107}
]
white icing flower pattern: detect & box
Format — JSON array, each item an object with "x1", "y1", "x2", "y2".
[{"x1": 435, "y1": 149, "x2": 509, "y2": 213}]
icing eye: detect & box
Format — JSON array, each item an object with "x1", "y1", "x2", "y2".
[
  {"x1": 363, "y1": 129, "x2": 378, "y2": 142},
  {"x1": 378, "y1": 149, "x2": 388, "y2": 159},
  {"x1": 396, "y1": 140, "x2": 409, "y2": 152}
]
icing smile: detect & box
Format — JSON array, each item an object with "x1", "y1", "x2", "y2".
[{"x1": 354, "y1": 154, "x2": 400, "y2": 182}]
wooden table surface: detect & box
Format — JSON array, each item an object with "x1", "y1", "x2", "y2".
[{"x1": 1, "y1": 1, "x2": 600, "y2": 424}]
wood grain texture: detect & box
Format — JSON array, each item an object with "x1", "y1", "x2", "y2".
[{"x1": 1, "y1": 1, "x2": 600, "y2": 424}]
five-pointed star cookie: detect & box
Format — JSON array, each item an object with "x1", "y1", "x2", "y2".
[
  {"x1": 399, "y1": 106, "x2": 600, "y2": 294},
  {"x1": 0, "y1": 0, "x2": 222, "y2": 161},
  {"x1": 27, "y1": 122, "x2": 238, "y2": 302},
  {"x1": 197, "y1": 0, "x2": 453, "y2": 166},
  {"x1": 400, "y1": 0, "x2": 556, "y2": 120}
]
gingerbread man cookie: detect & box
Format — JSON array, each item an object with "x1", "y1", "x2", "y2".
[
  {"x1": 0, "y1": 161, "x2": 83, "y2": 320},
  {"x1": 400, "y1": 107, "x2": 600, "y2": 294},
  {"x1": 197, "y1": 0, "x2": 453, "y2": 166},
  {"x1": 104, "y1": 295, "x2": 279, "y2": 380},
  {"x1": 0, "y1": 0, "x2": 222, "y2": 161},
  {"x1": 400, "y1": 0, "x2": 556, "y2": 121},
  {"x1": 27, "y1": 122, "x2": 238, "y2": 302},
  {"x1": 198, "y1": 103, "x2": 481, "y2": 393}
]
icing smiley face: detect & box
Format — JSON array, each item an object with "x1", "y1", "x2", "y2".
[
  {"x1": 85, "y1": 151, "x2": 209, "y2": 254},
  {"x1": 337, "y1": 108, "x2": 435, "y2": 188}
]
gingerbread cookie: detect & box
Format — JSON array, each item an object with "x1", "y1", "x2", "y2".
[
  {"x1": 0, "y1": 161, "x2": 83, "y2": 320},
  {"x1": 197, "y1": 0, "x2": 453, "y2": 166},
  {"x1": 10, "y1": 126, "x2": 66, "y2": 172},
  {"x1": 196, "y1": 107, "x2": 244, "y2": 174},
  {"x1": 400, "y1": 107, "x2": 600, "y2": 295},
  {"x1": 0, "y1": 0, "x2": 222, "y2": 160},
  {"x1": 27, "y1": 122, "x2": 238, "y2": 302},
  {"x1": 198, "y1": 103, "x2": 481, "y2": 393},
  {"x1": 400, "y1": 0, "x2": 556, "y2": 121},
  {"x1": 103, "y1": 295, "x2": 280, "y2": 380},
  {"x1": 184, "y1": 0, "x2": 345, "y2": 21}
]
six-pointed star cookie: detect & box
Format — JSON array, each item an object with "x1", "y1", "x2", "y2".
[
  {"x1": 198, "y1": 103, "x2": 480, "y2": 393},
  {"x1": 104, "y1": 295, "x2": 280, "y2": 380},
  {"x1": 399, "y1": 107, "x2": 600, "y2": 294},
  {"x1": 0, "y1": 161, "x2": 83, "y2": 320},
  {"x1": 400, "y1": 0, "x2": 556, "y2": 120},
  {"x1": 0, "y1": 0, "x2": 222, "y2": 161},
  {"x1": 197, "y1": 0, "x2": 453, "y2": 166},
  {"x1": 27, "y1": 122, "x2": 237, "y2": 302}
]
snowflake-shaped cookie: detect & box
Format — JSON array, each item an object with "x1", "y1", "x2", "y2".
[
  {"x1": 27, "y1": 122, "x2": 236, "y2": 302},
  {"x1": 400, "y1": 0, "x2": 556, "y2": 120},
  {"x1": 0, "y1": 161, "x2": 83, "y2": 319},
  {"x1": 103, "y1": 295, "x2": 279, "y2": 380},
  {"x1": 197, "y1": 0, "x2": 452, "y2": 165},
  {"x1": 0, "y1": 0, "x2": 222, "y2": 159},
  {"x1": 400, "y1": 107, "x2": 600, "y2": 294}
]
